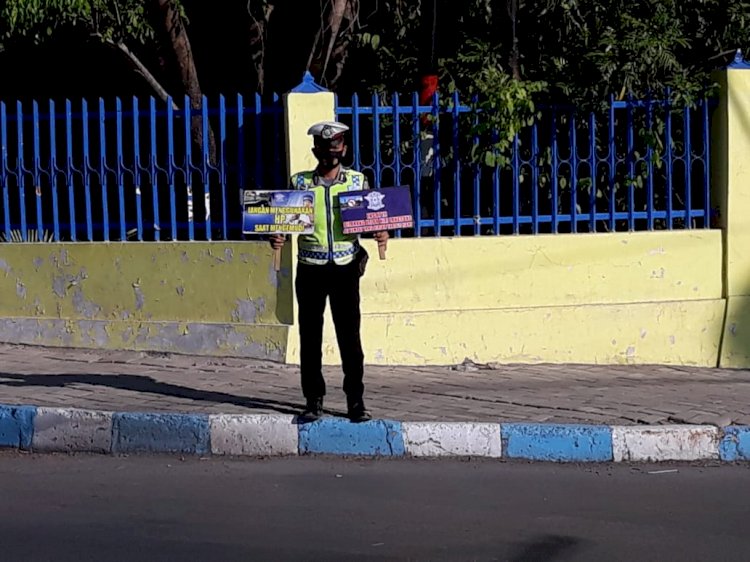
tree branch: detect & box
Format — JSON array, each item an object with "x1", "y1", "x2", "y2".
[
  {"x1": 112, "y1": 0, "x2": 123, "y2": 28},
  {"x1": 321, "y1": 0, "x2": 348, "y2": 80},
  {"x1": 106, "y1": 37, "x2": 179, "y2": 109}
]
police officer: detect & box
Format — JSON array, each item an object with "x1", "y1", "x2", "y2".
[{"x1": 269, "y1": 121, "x2": 388, "y2": 422}]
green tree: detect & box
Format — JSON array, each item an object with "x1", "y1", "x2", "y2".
[
  {"x1": 335, "y1": 0, "x2": 750, "y2": 159},
  {"x1": 0, "y1": 0, "x2": 216, "y2": 160}
]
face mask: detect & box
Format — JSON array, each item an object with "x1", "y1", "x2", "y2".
[{"x1": 314, "y1": 146, "x2": 346, "y2": 167}]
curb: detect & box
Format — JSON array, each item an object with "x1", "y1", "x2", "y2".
[{"x1": 2, "y1": 404, "x2": 749, "y2": 462}]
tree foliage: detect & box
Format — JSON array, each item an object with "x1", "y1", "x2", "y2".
[
  {"x1": 1, "y1": 0, "x2": 749, "y2": 154},
  {"x1": 335, "y1": 0, "x2": 750, "y2": 161},
  {"x1": 342, "y1": 0, "x2": 750, "y2": 103},
  {"x1": 0, "y1": 0, "x2": 180, "y2": 102},
  {"x1": 1, "y1": 0, "x2": 154, "y2": 44},
  {"x1": 0, "y1": 0, "x2": 220, "y2": 160},
  {"x1": 4, "y1": 1, "x2": 749, "y2": 103}
]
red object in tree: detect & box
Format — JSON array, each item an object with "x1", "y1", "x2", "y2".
[
  {"x1": 419, "y1": 74, "x2": 438, "y2": 127},
  {"x1": 419, "y1": 74, "x2": 439, "y2": 105}
]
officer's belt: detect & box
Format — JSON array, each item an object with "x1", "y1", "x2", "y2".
[{"x1": 299, "y1": 241, "x2": 360, "y2": 261}]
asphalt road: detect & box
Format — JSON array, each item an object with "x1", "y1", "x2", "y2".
[{"x1": 0, "y1": 452, "x2": 748, "y2": 561}]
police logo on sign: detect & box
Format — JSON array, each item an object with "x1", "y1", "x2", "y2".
[{"x1": 364, "y1": 191, "x2": 386, "y2": 211}]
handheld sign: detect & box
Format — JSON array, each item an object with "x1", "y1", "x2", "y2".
[
  {"x1": 242, "y1": 190, "x2": 316, "y2": 270},
  {"x1": 339, "y1": 186, "x2": 413, "y2": 260}
]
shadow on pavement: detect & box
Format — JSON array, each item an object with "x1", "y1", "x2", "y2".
[
  {"x1": 507, "y1": 534, "x2": 584, "y2": 561},
  {"x1": 0, "y1": 372, "x2": 305, "y2": 416}
]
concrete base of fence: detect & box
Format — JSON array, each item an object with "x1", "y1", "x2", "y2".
[
  {"x1": 0, "y1": 229, "x2": 740, "y2": 367},
  {"x1": 3, "y1": 403, "x2": 750, "y2": 463},
  {"x1": 720, "y1": 296, "x2": 750, "y2": 368},
  {"x1": 0, "y1": 317, "x2": 290, "y2": 362},
  {"x1": 285, "y1": 233, "x2": 729, "y2": 368}
]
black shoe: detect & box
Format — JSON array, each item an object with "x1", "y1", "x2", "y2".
[
  {"x1": 300, "y1": 397, "x2": 324, "y2": 421},
  {"x1": 347, "y1": 398, "x2": 372, "y2": 422}
]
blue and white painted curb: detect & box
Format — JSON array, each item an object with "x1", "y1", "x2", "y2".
[{"x1": 2, "y1": 404, "x2": 749, "y2": 462}]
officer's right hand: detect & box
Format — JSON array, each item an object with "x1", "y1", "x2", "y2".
[{"x1": 269, "y1": 234, "x2": 287, "y2": 250}]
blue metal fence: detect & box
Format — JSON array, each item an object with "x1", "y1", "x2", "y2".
[
  {"x1": 335, "y1": 93, "x2": 716, "y2": 237},
  {"x1": 0, "y1": 94, "x2": 285, "y2": 242},
  {"x1": 0, "y1": 89, "x2": 716, "y2": 242}
]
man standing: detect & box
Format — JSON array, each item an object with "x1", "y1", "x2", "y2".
[{"x1": 269, "y1": 121, "x2": 388, "y2": 422}]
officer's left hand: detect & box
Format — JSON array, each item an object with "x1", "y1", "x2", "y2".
[{"x1": 373, "y1": 230, "x2": 389, "y2": 251}]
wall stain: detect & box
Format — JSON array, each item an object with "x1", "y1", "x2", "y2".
[
  {"x1": 133, "y1": 283, "x2": 145, "y2": 311},
  {"x1": 51, "y1": 275, "x2": 68, "y2": 298},
  {"x1": 232, "y1": 298, "x2": 265, "y2": 324},
  {"x1": 72, "y1": 286, "x2": 102, "y2": 319},
  {"x1": 49, "y1": 248, "x2": 70, "y2": 268},
  {"x1": 33, "y1": 298, "x2": 44, "y2": 316}
]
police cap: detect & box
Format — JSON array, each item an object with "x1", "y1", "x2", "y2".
[{"x1": 307, "y1": 121, "x2": 349, "y2": 142}]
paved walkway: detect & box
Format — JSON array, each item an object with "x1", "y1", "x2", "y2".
[{"x1": 1, "y1": 344, "x2": 749, "y2": 426}]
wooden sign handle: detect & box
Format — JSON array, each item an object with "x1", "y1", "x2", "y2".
[
  {"x1": 273, "y1": 247, "x2": 282, "y2": 271},
  {"x1": 378, "y1": 244, "x2": 386, "y2": 260}
]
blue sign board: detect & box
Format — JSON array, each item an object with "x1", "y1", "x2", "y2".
[
  {"x1": 242, "y1": 190, "x2": 316, "y2": 235},
  {"x1": 339, "y1": 186, "x2": 414, "y2": 234}
]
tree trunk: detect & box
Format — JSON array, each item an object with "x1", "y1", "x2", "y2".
[
  {"x1": 306, "y1": 0, "x2": 357, "y2": 87},
  {"x1": 248, "y1": 2, "x2": 274, "y2": 94},
  {"x1": 151, "y1": 0, "x2": 217, "y2": 165},
  {"x1": 320, "y1": 0, "x2": 349, "y2": 80},
  {"x1": 507, "y1": 0, "x2": 521, "y2": 80}
]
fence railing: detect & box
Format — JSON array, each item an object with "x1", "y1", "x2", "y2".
[
  {"x1": 0, "y1": 94, "x2": 285, "y2": 242},
  {"x1": 0, "y1": 89, "x2": 716, "y2": 242},
  {"x1": 335, "y1": 92, "x2": 716, "y2": 237}
]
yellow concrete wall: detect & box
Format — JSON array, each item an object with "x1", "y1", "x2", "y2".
[
  {"x1": 721, "y1": 296, "x2": 750, "y2": 368},
  {"x1": 718, "y1": 69, "x2": 750, "y2": 298},
  {"x1": 0, "y1": 242, "x2": 293, "y2": 360},
  {"x1": 289, "y1": 231, "x2": 725, "y2": 367},
  {"x1": 714, "y1": 67, "x2": 750, "y2": 367},
  {"x1": 354, "y1": 300, "x2": 725, "y2": 366},
  {"x1": 278, "y1": 79, "x2": 730, "y2": 368},
  {"x1": 3, "y1": 70, "x2": 748, "y2": 368},
  {"x1": 358, "y1": 231, "x2": 723, "y2": 312}
]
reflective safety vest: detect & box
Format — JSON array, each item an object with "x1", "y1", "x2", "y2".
[{"x1": 291, "y1": 167, "x2": 367, "y2": 266}]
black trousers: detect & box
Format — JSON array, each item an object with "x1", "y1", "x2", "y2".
[{"x1": 295, "y1": 260, "x2": 364, "y2": 400}]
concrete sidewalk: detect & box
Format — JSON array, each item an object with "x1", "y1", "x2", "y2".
[{"x1": 1, "y1": 343, "x2": 750, "y2": 426}]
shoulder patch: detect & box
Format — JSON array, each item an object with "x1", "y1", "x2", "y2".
[{"x1": 347, "y1": 171, "x2": 366, "y2": 191}]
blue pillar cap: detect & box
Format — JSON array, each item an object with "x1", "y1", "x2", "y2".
[
  {"x1": 290, "y1": 71, "x2": 328, "y2": 93},
  {"x1": 728, "y1": 49, "x2": 750, "y2": 70}
]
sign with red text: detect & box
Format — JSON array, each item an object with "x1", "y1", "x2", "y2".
[{"x1": 338, "y1": 186, "x2": 414, "y2": 234}]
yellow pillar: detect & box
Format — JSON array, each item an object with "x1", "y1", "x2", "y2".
[
  {"x1": 282, "y1": 73, "x2": 336, "y2": 365},
  {"x1": 283, "y1": 72, "x2": 336, "y2": 178},
  {"x1": 714, "y1": 52, "x2": 750, "y2": 367}
]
